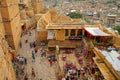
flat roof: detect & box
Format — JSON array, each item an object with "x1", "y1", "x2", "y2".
[
  {"x1": 100, "y1": 50, "x2": 120, "y2": 73},
  {"x1": 46, "y1": 24, "x2": 83, "y2": 29}
]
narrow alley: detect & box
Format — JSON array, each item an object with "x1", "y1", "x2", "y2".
[{"x1": 16, "y1": 29, "x2": 56, "y2": 80}]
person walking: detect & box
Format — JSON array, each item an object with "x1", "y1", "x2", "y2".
[
  {"x1": 41, "y1": 50, "x2": 43, "y2": 57},
  {"x1": 16, "y1": 68, "x2": 19, "y2": 78},
  {"x1": 33, "y1": 41, "x2": 36, "y2": 48},
  {"x1": 31, "y1": 68, "x2": 36, "y2": 77},
  {"x1": 49, "y1": 58, "x2": 53, "y2": 67},
  {"x1": 32, "y1": 54, "x2": 35, "y2": 62},
  {"x1": 29, "y1": 31, "x2": 31, "y2": 36},
  {"x1": 20, "y1": 41, "x2": 22, "y2": 48},
  {"x1": 21, "y1": 65, "x2": 25, "y2": 75},
  {"x1": 25, "y1": 39, "x2": 28, "y2": 43},
  {"x1": 24, "y1": 73, "x2": 28, "y2": 80},
  {"x1": 26, "y1": 39, "x2": 28, "y2": 43},
  {"x1": 32, "y1": 50, "x2": 35, "y2": 55},
  {"x1": 43, "y1": 50, "x2": 46, "y2": 57},
  {"x1": 30, "y1": 42, "x2": 33, "y2": 48},
  {"x1": 32, "y1": 51, "x2": 35, "y2": 61},
  {"x1": 35, "y1": 46, "x2": 38, "y2": 53}
]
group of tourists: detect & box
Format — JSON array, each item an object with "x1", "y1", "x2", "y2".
[
  {"x1": 62, "y1": 62, "x2": 88, "y2": 80},
  {"x1": 58, "y1": 63, "x2": 95, "y2": 80},
  {"x1": 47, "y1": 52, "x2": 57, "y2": 67},
  {"x1": 16, "y1": 55, "x2": 27, "y2": 65},
  {"x1": 29, "y1": 41, "x2": 37, "y2": 48},
  {"x1": 40, "y1": 48, "x2": 46, "y2": 57},
  {"x1": 57, "y1": 46, "x2": 106, "y2": 80},
  {"x1": 60, "y1": 60, "x2": 104, "y2": 80},
  {"x1": 30, "y1": 40, "x2": 39, "y2": 63},
  {"x1": 14, "y1": 29, "x2": 38, "y2": 80},
  {"x1": 13, "y1": 55, "x2": 27, "y2": 79},
  {"x1": 24, "y1": 68, "x2": 36, "y2": 80}
]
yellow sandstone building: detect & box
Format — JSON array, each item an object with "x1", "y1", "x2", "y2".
[
  {"x1": 0, "y1": 0, "x2": 21, "y2": 53},
  {"x1": 37, "y1": 9, "x2": 120, "y2": 79},
  {"x1": 0, "y1": 12, "x2": 16, "y2": 80},
  {"x1": 0, "y1": 0, "x2": 44, "y2": 79},
  {"x1": 31, "y1": 0, "x2": 43, "y2": 14}
]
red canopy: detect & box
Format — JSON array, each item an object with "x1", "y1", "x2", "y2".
[{"x1": 83, "y1": 27, "x2": 112, "y2": 37}]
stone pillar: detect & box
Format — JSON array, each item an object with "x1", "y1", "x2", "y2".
[
  {"x1": 75, "y1": 29, "x2": 78, "y2": 36},
  {"x1": 68, "y1": 30, "x2": 71, "y2": 36}
]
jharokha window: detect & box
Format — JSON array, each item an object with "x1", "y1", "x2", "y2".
[
  {"x1": 65, "y1": 29, "x2": 69, "y2": 36},
  {"x1": 70, "y1": 29, "x2": 75, "y2": 36}
]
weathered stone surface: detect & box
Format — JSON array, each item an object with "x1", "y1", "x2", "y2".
[{"x1": 0, "y1": 0, "x2": 21, "y2": 53}]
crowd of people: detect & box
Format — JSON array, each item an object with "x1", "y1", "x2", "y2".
[
  {"x1": 14, "y1": 29, "x2": 56, "y2": 80},
  {"x1": 58, "y1": 62, "x2": 101, "y2": 80},
  {"x1": 57, "y1": 48, "x2": 105, "y2": 80},
  {"x1": 14, "y1": 28, "x2": 105, "y2": 80},
  {"x1": 58, "y1": 62, "x2": 89, "y2": 80},
  {"x1": 14, "y1": 29, "x2": 39, "y2": 80},
  {"x1": 13, "y1": 54, "x2": 27, "y2": 79}
]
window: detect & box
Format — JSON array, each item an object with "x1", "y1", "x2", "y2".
[
  {"x1": 70, "y1": 29, "x2": 75, "y2": 36},
  {"x1": 65, "y1": 29, "x2": 69, "y2": 36},
  {"x1": 77, "y1": 29, "x2": 82, "y2": 36}
]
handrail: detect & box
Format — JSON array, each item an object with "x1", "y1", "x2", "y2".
[{"x1": 93, "y1": 47, "x2": 120, "y2": 79}]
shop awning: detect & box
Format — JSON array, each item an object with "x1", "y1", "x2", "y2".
[{"x1": 83, "y1": 27, "x2": 111, "y2": 36}]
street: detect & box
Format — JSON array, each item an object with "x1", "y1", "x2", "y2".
[{"x1": 17, "y1": 29, "x2": 56, "y2": 80}]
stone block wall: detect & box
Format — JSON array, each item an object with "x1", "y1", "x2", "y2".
[
  {"x1": 0, "y1": 14, "x2": 16, "y2": 80},
  {"x1": 0, "y1": 43, "x2": 16, "y2": 80},
  {"x1": 31, "y1": 0, "x2": 43, "y2": 14},
  {"x1": 0, "y1": 0, "x2": 21, "y2": 54},
  {"x1": 37, "y1": 30, "x2": 47, "y2": 41}
]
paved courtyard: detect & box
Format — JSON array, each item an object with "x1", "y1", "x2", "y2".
[{"x1": 17, "y1": 29, "x2": 56, "y2": 80}]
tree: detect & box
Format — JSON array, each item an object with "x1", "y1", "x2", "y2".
[
  {"x1": 67, "y1": 12, "x2": 82, "y2": 18},
  {"x1": 114, "y1": 25, "x2": 120, "y2": 34},
  {"x1": 83, "y1": 17, "x2": 90, "y2": 23}
]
